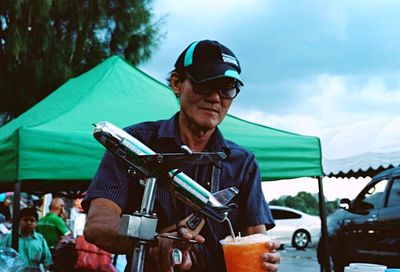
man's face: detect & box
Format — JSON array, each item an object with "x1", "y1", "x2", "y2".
[
  {"x1": 57, "y1": 200, "x2": 66, "y2": 216},
  {"x1": 20, "y1": 216, "x2": 37, "y2": 233},
  {"x1": 53, "y1": 198, "x2": 66, "y2": 216},
  {"x1": 177, "y1": 76, "x2": 236, "y2": 131}
]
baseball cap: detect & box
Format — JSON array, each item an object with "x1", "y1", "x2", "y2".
[{"x1": 174, "y1": 40, "x2": 243, "y2": 85}]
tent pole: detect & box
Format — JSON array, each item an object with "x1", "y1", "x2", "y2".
[
  {"x1": 317, "y1": 176, "x2": 331, "y2": 272},
  {"x1": 11, "y1": 181, "x2": 21, "y2": 251}
]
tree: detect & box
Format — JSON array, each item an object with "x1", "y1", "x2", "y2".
[
  {"x1": 297, "y1": 191, "x2": 319, "y2": 214},
  {"x1": 269, "y1": 198, "x2": 285, "y2": 207},
  {"x1": 284, "y1": 195, "x2": 308, "y2": 213},
  {"x1": 269, "y1": 191, "x2": 339, "y2": 216},
  {"x1": 0, "y1": 0, "x2": 163, "y2": 122}
]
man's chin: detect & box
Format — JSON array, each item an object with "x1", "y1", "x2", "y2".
[{"x1": 197, "y1": 120, "x2": 221, "y2": 131}]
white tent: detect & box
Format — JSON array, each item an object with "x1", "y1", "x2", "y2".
[{"x1": 313, "y1": 116, "x2": 400, "y2": 177}]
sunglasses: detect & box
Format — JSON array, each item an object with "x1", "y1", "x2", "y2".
[{"x1": 185, "y1": 74, "x2": 240, "y2": 99}]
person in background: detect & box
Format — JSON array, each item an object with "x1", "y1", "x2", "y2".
[
  {"x1": 0, "y1": 213, "x2": 10, "y2": 236},
  {"x1": 0, "y1": 193, "x2": 11, "y2": 221},
  {"x1": 36, "y1": 197, "x2": 71, "y2": 251},
  {"x1": 83, "y1": 39, "x2": 281, "y2": 271},
  {"x1": 70, "y1": 197, "x2": 86, "y2": 238},
  {"x1": 0, "y1": 207, "x2": 53, "y2": 269}
]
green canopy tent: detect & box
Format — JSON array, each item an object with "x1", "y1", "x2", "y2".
[
  {"x1": 0, "y1": 56, "x2": 328, "y2": 269},
  {"x1": 0, "y1": 56, "x2": 322, "y2": 185}
]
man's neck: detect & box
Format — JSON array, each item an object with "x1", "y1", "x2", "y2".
[
  {"x1": 50, "y1": 210, "x2": 60, "y2": 216},
  {"x1": 178, "y1": 121, "x2": 215, "y2": 152}
]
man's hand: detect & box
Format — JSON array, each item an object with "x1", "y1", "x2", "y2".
[
  {"x1": 244, "y1": 224, "x2": 281, "y2": 271},
  {"x1": 149, "y1": 227, "x2": 205, "y2": 272},
  {"x1": 84, "y1": 198, "x2": 133, "y2": 254},
  {"x1": 261, "y1": 240, "x2": 281, "y2": 272}
]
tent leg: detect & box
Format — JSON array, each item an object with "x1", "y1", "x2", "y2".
[
  {"x1": 317, "y1": 176, "x2": 331, "y2": 272},
  {"x1": 12, "y1": 181, "x2": 21, "y2": 251}
]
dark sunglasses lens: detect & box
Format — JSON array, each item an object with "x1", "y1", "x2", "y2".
[
  {"x1": 219, "y1": 87, "x2": 239, "y2": 99},
  {"x1": 188, "y1": 76, "x2": 240, "y2": 99},
  {"x1": 194, "y1": 86, "x2": 211, "y2": 95}
]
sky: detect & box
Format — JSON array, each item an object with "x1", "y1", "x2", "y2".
[{"x1": 138, "y1": 0, "x2": 400, "y2": 200}]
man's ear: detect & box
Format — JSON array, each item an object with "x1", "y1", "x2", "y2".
[{"x1": 170, "y1": 72, "x2": 182, "y2": 97}]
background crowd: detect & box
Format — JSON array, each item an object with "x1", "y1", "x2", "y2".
[{"x1": 0, "y1": 193, "x2": 115, "y2": 272}]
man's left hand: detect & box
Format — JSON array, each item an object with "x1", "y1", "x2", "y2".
[{"x1": 261, "y1": 240, "x2": 281, "y2": 271}]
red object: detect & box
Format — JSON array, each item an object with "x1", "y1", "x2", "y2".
[{"x1": 74, "y1": 236, "x2": 117, "y2": 272}]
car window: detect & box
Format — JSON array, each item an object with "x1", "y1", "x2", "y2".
[
  {"x1": 387, "y1": 178, "x2": 400, "y2": 207},
  {"x1": 356, "y1": 179, "x2": 388, "y2": 210},
  {"x1": 271, "y1": 209, "x2": 301, "y2": 219}
]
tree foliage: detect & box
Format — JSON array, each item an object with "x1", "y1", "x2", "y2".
[
  {"x1": 0, "y1": 0, "x2": 163, "y2": 120},
  {"x1": 269, "y1": 191, "x2": 339, "y2": 216}
]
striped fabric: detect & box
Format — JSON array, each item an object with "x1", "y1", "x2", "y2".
[{"x1": 83, "y1": 113, "x2": 274, "y2": 271}]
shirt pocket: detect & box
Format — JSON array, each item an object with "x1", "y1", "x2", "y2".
[{"x1": 27, "y1": 241, "x2": 44, "y2": 264}]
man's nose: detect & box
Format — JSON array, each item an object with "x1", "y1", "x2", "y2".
[{"x1": 204, "y1": 88, "x2": 221, "y2": 101}]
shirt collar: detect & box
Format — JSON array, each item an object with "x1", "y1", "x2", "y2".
[
  {"x1": 158, "y1": 113, "x2": 179, "y2": 141},
  {"x1": 157, "y1": 112, "x2": 231, "y2": 155},
  {"x1": 19, "y1": 229, "x2": 39, "y2": 239}
]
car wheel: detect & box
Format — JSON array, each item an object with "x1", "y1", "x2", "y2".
[{"x1": 292, "y1": 229, "x2": 310, "y2": 249}]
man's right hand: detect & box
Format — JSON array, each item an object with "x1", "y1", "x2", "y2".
[
  {"x1": 84, "y1": 198, "x2": 133, "y2": 254},
  {"x1": 149, "y1": 227, "x2": 205, "y2": 272}
]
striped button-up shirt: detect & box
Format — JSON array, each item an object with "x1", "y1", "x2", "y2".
[{"x1": 84, "y1": 113, "x2": 274, "y2": 271}]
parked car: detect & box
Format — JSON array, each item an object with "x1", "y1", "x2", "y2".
[
  {"x1": 268, "y1": 205, "x2": 321, "y2": 249},
  {"x1": 317, "y1": 166, "x2": 400, "y2": 271}
]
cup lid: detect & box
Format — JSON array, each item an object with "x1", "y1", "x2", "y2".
[
  {"x1": 348, "y1": 263, "x2": 387, "y2": 272},
  {"x1": 219, "y1": 233, "x2": 271, "y2": 245}
]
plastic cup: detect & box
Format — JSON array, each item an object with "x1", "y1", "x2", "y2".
[
  {"x1": 348, "y1": 263, "x2": 387, "y2": 272},
  {"x1": 220, "y1": 233, "x2": 271, "y2": 272}
]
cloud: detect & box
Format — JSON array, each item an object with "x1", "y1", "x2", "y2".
[
  {"x1": 155, "y1": 0, "x2": 270, "y2": 33},
  {"x1": 262, "y1": 177, "x2": 370, "y2": 201},
  {"x1": 231, "y1": 72, "x2": 400, "y2": 135},
  {"x1": 361, "y1": 77, "x2": 400, "y2": 104},
  {"x1": 143, "y1": 0, "x2": 400, "y2": 138},
  {"x1": 146, "y1": 0, "x2": 400, "y2": 83},
  {"x1": 156, "y1": 0, "x2": 268, "y2": 16},
  {"x1": 230, "y1": 107, "x2": 323, "y2": 135},
  {"x1": 303, "y1": 73, "x2": 400, "y2": 113}
]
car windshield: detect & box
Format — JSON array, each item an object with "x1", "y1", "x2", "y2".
[
  {"x1": 358, "y1": 178, "x2": 388, "y2": 209},
  {"x1": 388, "y1": 178, "x2": 400, "y2": 207}
]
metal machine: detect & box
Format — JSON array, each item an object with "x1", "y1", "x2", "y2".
[{"x1": 93, "y1": 121, "x2": 238, "y2": 272}]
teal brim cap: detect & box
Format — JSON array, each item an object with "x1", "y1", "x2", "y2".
[{"x1": 174, "y1": 40, "x2": 244, "y2": 86}]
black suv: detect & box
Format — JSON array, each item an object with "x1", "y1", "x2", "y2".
[{"x1": 318, "y1": 166, "x2": 400, "y2": 271}]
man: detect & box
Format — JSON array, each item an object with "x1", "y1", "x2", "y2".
[
  {"x1": 83, "y1": 40, "x2": 281, "y2": 271},
  {"x1": 37, "y1": 197, "x2": 71, "y2": 250},
  {"x1": 70, "y1": 197, "x2": 86, "y2": 237},
  {"x1": 0, "y1": 207, "x2": 53, "y2": 269}
]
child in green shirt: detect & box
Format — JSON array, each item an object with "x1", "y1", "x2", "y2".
[{"x1": 0, "y1": 207, "x2": 53, "y2": 269}]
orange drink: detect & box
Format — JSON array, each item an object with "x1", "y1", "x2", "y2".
[{"x1": 220, "y1": 233, "x2": 271, "y2": 272}]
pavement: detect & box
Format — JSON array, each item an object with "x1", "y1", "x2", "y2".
[
  {"x1": 115, "y1": 245, "x2": 321, "y2": 272},
  {"x1": 279, "y1": 245, "x2": 321, "y2": 272}
]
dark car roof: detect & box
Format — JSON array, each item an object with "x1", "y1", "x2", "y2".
[{"x1": 372, "y1": 166, "x2": 400, "y2": 181}]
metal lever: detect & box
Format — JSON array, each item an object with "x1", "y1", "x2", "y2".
[{"x1": 157, "y1": 234, "x2": 199, "y2": 244}]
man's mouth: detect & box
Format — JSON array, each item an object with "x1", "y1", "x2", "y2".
[{"x1": 200, "y1": 107, "x2": 219, "y2": 113}]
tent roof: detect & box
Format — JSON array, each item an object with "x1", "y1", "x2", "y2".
[
  {"x1": 316, "y1": 117, "x2": 400, "y2": 178},
  {"x1": 0, "y1": 56, "x2": 322, "y2": 191}
]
